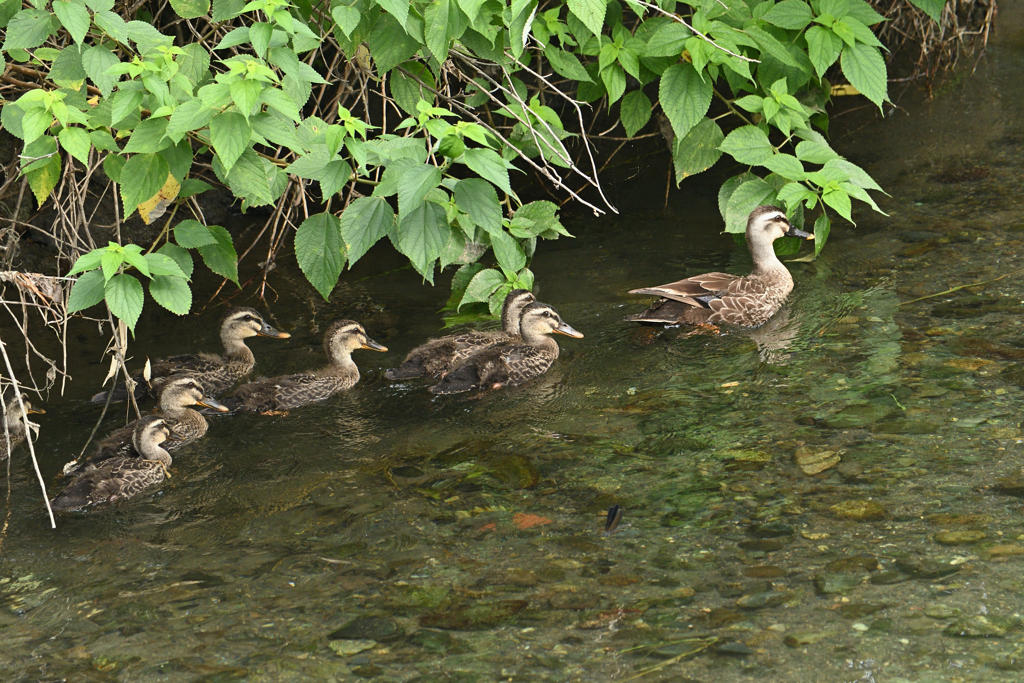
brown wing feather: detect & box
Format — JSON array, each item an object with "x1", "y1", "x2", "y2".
[{"x1": 629, "y1": 272, "x2": 740, "y2": 303}]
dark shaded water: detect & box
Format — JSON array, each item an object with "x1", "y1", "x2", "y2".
[{"x1": 5, "y1": 47, "x2": 1024, "y2": 682}]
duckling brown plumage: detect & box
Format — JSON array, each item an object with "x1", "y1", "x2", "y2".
[
  {"x1": 91, "y1": 307, "x2": 290, "y2": 404},
  {"x1": 68, "y1": 377, "x2": 226, "y2": 475},
  {"x1": 1, "y1": 394, "x2": 44, "y2": 462},
  {"x1": 626, "y1": 206, "x2": 813, "y2": 328},
  {"x1": 386, "y1": 289, "x2": 536, "y2": 380},
  {"x1": 222, "y1": 321, "x2": 386, "y2": 412},
  {"x1": 429, "y1": 302, "x2": 583, "y2": 394},
  {"x1": 52, "y1": 416, "x2": 174, "y2": 511}
]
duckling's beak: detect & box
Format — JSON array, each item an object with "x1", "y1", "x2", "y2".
[
  {"x1": 553, "y1": 322, "x2": 584, "y2": 338},
  {"x1": 361, "y1": 338, "x2": 388, "y2": 352},
  {"x1": 785, "y1": 225, "x2": 814, "y2": 240},
  {"x1": 26, "y1": 407, "x2": 45, "y2": 415},
  {"x1": 196, "y1": 396, "x2": 230, "y2": 412},
  {"x1": 258, "y1": 322, "x2": 291, "y2": 338}
]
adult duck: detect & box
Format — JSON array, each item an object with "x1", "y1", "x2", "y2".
[
  {"x1": 429, "y1": 302, "x2": 583, "y2": 394},
  {"x1": 626, "y1": 205, "x2": 813, "y2": 328},
  {"x1": 67, "y1": 377, "x2": 226, "y2": 475},
  {"x1": 223, "y1": 320, "x2": 386, "y2": 413},
  {"x1": 52, "y1": 416, "x2": 175, "y2": 511},
  {"x1": 91, "y1": 307, "x2": 290, "y2": 403},
  {"x1": 386, "y1": 289, "x2": 536, "y2": 380},
  {"x1": 1, "y1": 394, "x2": 44, "y2": 462}
]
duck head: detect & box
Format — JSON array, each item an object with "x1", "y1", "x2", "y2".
[
  {"x1": 158, "y1": 377, "x2": 229, "y2": 412},
  {"x1": 324, "y1": 320, "x2": 387, "y2": 363},
  {"x1": 519, "y1": 302, "x2": 584, "y2": 342},
  {"x1": 746, "y1": 205, "x2": 814, "y2": 245},
  {"x1": 501, "y1": 289, "x2": 537, "y2": 335},
  {"x1": 222, "y1": 307, "x2": 291, "y2": 342}
]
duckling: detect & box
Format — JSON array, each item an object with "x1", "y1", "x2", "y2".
[
  {"x1": 68, "y1": 377, "x2": 226, "y2": 475},
  {"x1": 386, "y1": 289, "x2": 536, "y2": 380},
  {"x1": 1, "y1": 394, "x2": 44, "y2": 461},
  {"x1": 223, "y1": 320, "x2": 387, "y2": 412},
  {"x1": 429, "y1": 302, "x2": 583, "y2": 394},
  {"x1": 91, "y1": 307, "x2": 291, "y2": 403},
  {"x1": 626, "y1": 205, "x2": 813, "y2": 328},
  {"x1": 52, "y1": 416, "x2": 174, "y2": 511}
]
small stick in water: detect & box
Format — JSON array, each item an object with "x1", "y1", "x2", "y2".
[{"x1": 604, "y1": 505, "x2": 624, "y2": 536}]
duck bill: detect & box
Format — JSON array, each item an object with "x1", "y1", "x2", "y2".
[
  {"x1": 361, "y1": 338, "x2": 388, "y2": 352},
  {"x1": 785, "y1": 226, "x2": 815, "y2": 240},
  {"x1": 26, "y1": 407, "x2": 45, "y2": 415},
  {"x1": 553, "y1": 322, "x2": 584, "y2": 339},
  {"x1": 196, "y1": 396, "x2": 230, "y2": 412},
  {"x1": 258, "y1": 322, "x2": 291, "y2": 339}
]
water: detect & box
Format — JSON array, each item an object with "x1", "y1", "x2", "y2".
[{"x1": 5, "y1": 48, "x2": 1024, "y2": 682}]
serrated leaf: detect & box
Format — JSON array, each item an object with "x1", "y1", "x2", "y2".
[
  {"x1": 174, "y1": 219, "x2": 218, "y2": 247},
  {"x1": 461, "y1": 148, "x2": 512, "y2": 195},
  {"x1": 341, "y1": 196, "x2": 394, "y2": 266},
  {"x1": 27, "y1": 150, "x2": 62, "y2": 204},
  {"x1": 110, "y1": 89, "x2": 143, "y2": 127},
  {"x1": 104, "y1": 273, "x2": 144, "y2": 332},
  {"x1": 396, "y1": 201, "x2": 450, "y2": 283},
  {"x1": 909, "y1": 0, "x2": 944, "y2": 23},
  {"x1": 58, "y1": 127, "x2": 91, "y2": 166},
  {"x1": 230, "y1": 78, "x2": 262, "y2": 117},
  {"x1": 209, "y1": 111, "x2": 250, "y2": 172},
  {"x1": 150, "y1": 274, "x2": 192, "y2": 315},
  {"x1": 52, "y1": 1, "x2": 90, "y2": 44},
  {"x1": 67, "y1": 269, "x2": 107, "y2": 313},
  {"x1": 170, "y1": 0, "x2": 210, "y2": 19},
  {"x1": 544, "y1": 45, "x2": 592, "y2": 82},
  {"x1": 93, "y1": 10, "x2": 128, "y2": 43},
  {"x1": 453, "y1": 178, "x2": 501, "y2": 233},
  {"x1": 460, "y1": 267, "x2": 504, "y2": 307},
  {"x1": 619, "y1": 90, "x2": 652, "y2": 138},
  {"x1": 643, "y1": 22, "x2": 690, "y2": 57},
  {"x1": 331, "y1": 5, "x2": 360, "y2": 36},
  {"x1": 762, "y1": 0, "x2": 813, "y2": 30},
  {"x1": 123, "y1": 117, "x2": 170, "y2": 154},
  {"x1": 295, "y1": 212, "x2": 345, "y2": 300},
  {"x1": 49, "y1": 45, "x2": 87, "y2": 90},
  {"x1": 601, "y1": 63, "x2": 626, "y2": 105},
  {"x1": 672, "y1": 117, "x2": 724, "y2": 184},
  {"x1": 3, "y1": 9, "x2": 54, "y2": 51},
  {"x1": 659, "y1": 63, "x2": 712, "y2": 140},
  {"x1": 82, "y1": 45, "x2": 120, "y2": 96},
  {"x1": 840, "y1": 41, "x2": 887, "y2": 108},
  {"x1": 119, "y1": 153, "x2": 169, "y2": 216},
  {"x1": 398, "y1": 164, "x2": 443, "y2": 217},
  {"x1": 813, "y1": 212, "x2": 830, "y2": 255},
  {"x1": 822, "y1": 187, "x2": 852, "y2": 222},
  {"x1": 144, "y1": 252, "x2": 189, "y2": 279},
  {"x1": 158, "y1": 242, "x2": 194, "y2": 279},
  {"x1": 762, "y1": 153, "x2": 805, "y2": 180},
  {"x1": 196, "y1": 225, "x2": 239, "y2": 284},
  {"x1": 719, "y1": 125, "x2": 774, "y2": 166},
  {"x1": 489, "y1": 228, "x2": 525, "y2": 273},
  {"x1": 567, "y1": 0, "x2": 605, "y2": 39},
  {"x1": 806, "y1": 25, "x2": 843, "y2": 79},
  {"x1": 725, "y1": 178, "x2": 776, "y2": 233},
  {"x1": 744, "y1": 24, "x2": 799, "y2": 67}
]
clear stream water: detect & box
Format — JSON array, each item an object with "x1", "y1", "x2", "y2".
[{"x1": 5, "y1": 46, "x2": 1024, "y2": 683}]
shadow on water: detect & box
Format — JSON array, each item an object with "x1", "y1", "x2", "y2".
[{"x1": 7, "y1": 47, "x2": 1024, "y2": 682}]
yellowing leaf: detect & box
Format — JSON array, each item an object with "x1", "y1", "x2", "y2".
[
  {"x1": 138, "y1": 173, "x2": 181, "y2": 224},
  {"x1": 830, "y1": 84, "x2": 861, "y2": 96}
]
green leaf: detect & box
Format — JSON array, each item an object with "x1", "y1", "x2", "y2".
[
  {"x1": 93, "y1": 10, "x2": 128, "y2": 43},
  {"x1": 718, "y1": 172, "x2": 751, "y2": 221},
  {"x1": 845, "y1": 0, "x2": 887, "y2": 25},
  {"x1": 366, "y1": 13, "x2": 420, "y2": 74},
  {"x1": 295, "y1": 212, "x2": 345, "y2": 300},
  {"x1": 567, "y1": 0, "x2": 606, "y2": 39},
  {"x1": 725, "y1": 177, "x2": 776, "y2": 233},
  {"x1": 390, "y1": 61, "x2": 437, "y2": 115},
  {"x1": 719, "y1": 125, "x2": 774, "y2": 166},
  {"x1": 515, "y1": 200, "x2": 569, "y2": 237},
  {"x1": 165, "y1": 99, "x2": 212, "y2": 142},
  {"x1": 840, "y1": 41, "x2": 887, "y2": 108},
  {"x1": 762, "y1": 153, "x2": 805, "y2": 180},
  {"x1": 110, "y1": 89, "x2": 143, "y2": 127},
  {"x1": 376, "y1": 0, "x2": 409, "y2": 28},
  {"x1": 126, "y1": 20, "x2": 174, "y2": 54},
  {"x1": 119, "y1": 153, "x2": 169, "y2": 217},
  {"x1": 49, "y1": 45, "x2": 87, "y2": 90},
  {"x1": 813, "y1": 211, "x2": 830, "y2": 256},
  {"x1": 397, "y1": 164, "x2": 443, "y2": 217},
  {"x1": 643, "y1": 22, "x2": 690, "y2": 57},
  {"x1": 209, "y1": 111, "x2": 251, "y2": 172},
  {"x1": 212, "y1": 0, "x2": 244, "y2": 21},
  {"x1": 58, "y1": 127, "x2": 91, "y2": 166},
  {"x1": 82, "y1": 45, "x2": 119, "y2": 96},
  {"x1": 319, "y1": 159, "x2": 352, "y2": 198},
  {"x1": 460, "y1": 267, "x2": 505, "y2": 307},
  {"x1": 489, "y1": 228, "x2": 525, "y2": 273},
  {"x1": 839, "y1": 16, "x2": 883, "y2": 48},
  {"x1": 619, "y1": 90, "x2": 652, "y2": 138},
  {"x1": 159, "y1": 139, "x2": 193, "y2": 182},
  {"x1": 89, "y1": 129, "x2": 119, "y2": 153},
  {"x1": 341, "y1": 196, "x2": 395, "y2": 266},
  {"x1": 672, "y1": 117, "x2": 724, "y2": 184},
  {"x1": 425, "y1": 0, "x2": 467, "y2": 63},
  {"x1": 123, "y1": 117, "x2": 171, "y2": 154},
  {"x1": 101, "y1": 249, "x2": 123, "y2": 281},
  {"x1": 762, "y1": 0, "x2": 813, "y2": 30},
  {"x1": 744, "y1": 25, "x2": 799, "y2": 67},
  {"x1": 776, "y1": 181, "x2": 818, "y2": 211},
  {"x1": 67, "y1": 270, "x2": 106, "y2": 313},
  {"x1": 174, "y1": 219, "x2": 217, "y2": 247},
  {"x1": 600, "y1": 63, "x2": 626, "y2": 105},
  {"x1": 104, "y1": 273, "x2": 144, "y2": 332},
  {"x1": 158, "y1": 242, "x2": 194, "y2": 279},
  {"x1": 67, "y1": 249, "x2": 105, "y2": 276},
  {"x1": 454, "y1": 178, "x2": 502, "y2": 233},
  {"x1": 461, "y1": 148, "x2": 512, "y2": 195},
  {"x1": 544, "y1": 45, "x2": 592, "y2": 82},
  {"x1": 795, "y1": 138, "x2": 840, "y2": 163},
  {"x1": 103, "y1": 153, "x2": 125, "y2": 182},
  {"x1": 825, "y1": 158, "x2": 885, "y2": 193},
  {"x1": 52, "y1": 1, "x2": 90, "y2": 44},
  {"x1": 178, "y1": 179, "x2": 214, "y2": 199},
  {"x1": 143, "y1": 252, "x2": 189, "y2": 278},
  {"x1": 231, "y1": 78, "x2": 263, "y2": 116},
  {"x1": 822, "y1": 187, "x2": 852, "y2": 222},
  {"x1": 805, "y1": 26, "x2": 843, "y2": 79},
  {"x1": 3, "y1": 9, "x2": 54, "y2": 51},
  {"x1": 150, "y1": 274, "x2": 192, "y2": 315},
  {"x1": 258, "y1": 88, "x2": 301, "y2": 122},
  {"x1": 331, "y1": 5, "x2": 360, "y2": 37},
  {"x1": 909, "y1": 0, "x2": 944, "y2": 23},
  {"x1": 170, "y1": 0, "x2": 210, "y2": 19},
  {"x1": 659, "y1": 63, "x2": 712, "y2": 140},
  {"x1": 397, "y1": 201, "x2": 450, "y2": 283},
  {"x1": 196, "y1": 225, "x2": 239, "y2": 284}
]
